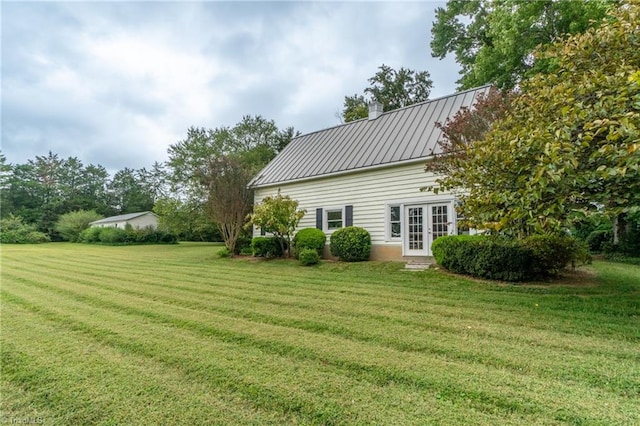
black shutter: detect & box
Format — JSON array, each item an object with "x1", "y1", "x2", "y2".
[
  {"x1": 345, "y1": 205, "x2": 353, "y2": 227},
  {"x1": 316, "y1": 208, "x2": 323, "y2": 230},
  {"x1": 260, "y1": 227, "x2": 266, "y2": 236}
]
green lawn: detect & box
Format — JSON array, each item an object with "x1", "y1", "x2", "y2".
[{"x1": 1, "y1": 243, "x2": 638, "y2": 425}]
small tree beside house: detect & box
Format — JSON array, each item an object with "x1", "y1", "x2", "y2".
[{"x1": 248, "y1": 191, "x2": 305, "y2": 257}]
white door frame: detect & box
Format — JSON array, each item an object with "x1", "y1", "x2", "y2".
[{"x1": 402, "y1": 201, "x2": 455, "y2": 256}]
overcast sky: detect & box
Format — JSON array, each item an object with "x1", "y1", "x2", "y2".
[{"x1": 2, "y1": 1, "x2": 460, "y2": 173}]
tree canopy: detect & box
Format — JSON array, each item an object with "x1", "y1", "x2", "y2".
[
  {"x1": 341, "y1": 64, "x2": 433, "y2": 122},
  {"x1": 166, "y1": 115, "x2": 297, "y2": 251},
  {"x1": 167, "y1": 115, "x2": 296, "y2": 198},
  {"x1": 431, "y1": 0, "x2": 614, "y2": 89},
  {"x1": 429, "y1": 1, "x2": 640, "y2": 237},
  {"x1": 0, "y1": 152, "x2": 158, "y2": 238}
]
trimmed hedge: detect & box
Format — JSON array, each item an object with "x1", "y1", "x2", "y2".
[
  {"x1": 251, "y1": 236, "x2": 285, "y2": 258},
  {"x1": 298, "y1": 248, "x2": 320, "y2": 266},
  {"x1": 330, "y1": 226, "x2": 371, "y2": 262},
  {"x1": 79, "y1": 226, "x2": 178, "y2": 245},
  {"x1": 293, "y1": 228, "x2": 326, "y2": 258},
  {"x1": 431, "y1": 234, "x2": 589, "y2": 282}
]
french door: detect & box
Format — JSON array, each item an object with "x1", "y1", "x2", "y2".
[{"x1": 403, "y1": 203, "x2": 452, "y2": 256}]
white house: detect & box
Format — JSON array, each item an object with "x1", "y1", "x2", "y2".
[
  {"x1": 89, "y1": 211, "x2": 159, "y2": 230},
  {"x1": 250, "y1": 86, "x2": 490, "y2": 261}
]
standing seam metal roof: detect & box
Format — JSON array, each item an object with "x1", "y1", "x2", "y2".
[{"x1": 250, "y1": 85, "x2": 491, "y2": 188}]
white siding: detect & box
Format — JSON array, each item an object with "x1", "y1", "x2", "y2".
[
  {"x1": 91, "y1": 213, "x2": 158, "y2": 230},
  {"x1": 128, "y1": 214, "x2": 158, "y2": 229},
  {"x1": 253, "y1": 161, "x2": 455, "y2": 245}
]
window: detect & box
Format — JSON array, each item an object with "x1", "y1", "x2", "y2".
[
  {"x1": 326, "y1": 209, "x2": 343, "y2": 230},
  {"x1": 318, "y1": 206, "x2": 352, "y2": 232},
  {"x1": 389, "y1": 205, "x2": 401, "y2": 239}
]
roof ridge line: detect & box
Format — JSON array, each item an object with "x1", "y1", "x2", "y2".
[{"x1": 292, "y1": 84, "x2": 493, "y2": 141}]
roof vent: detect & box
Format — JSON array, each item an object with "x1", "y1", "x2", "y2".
[{"x1": 368, "y1": 101, "x2": 383, "y2": 120}]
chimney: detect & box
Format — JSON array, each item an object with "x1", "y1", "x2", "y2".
[{"x1": 368, "y1": 101, "x2": 383, "y2": 120}]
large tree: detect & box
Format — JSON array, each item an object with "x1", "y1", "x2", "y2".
[
  {"x1": 167, "y1": 115, "x2": 296, "y2": 199},
  {"x1": 107, "y1": 168, "x2": 155, "y2": 214},
  {"x1": 431, "y1": 0, "x2": 614, "y2": 90},
  {"x1": 342, "y1": 64, "x2": 433, "y2": 122},
  {"x1": 200, "y1": 156, "x2": 255, "y2": 254},
  {"x1": 153, "y1": 197, "x2": 220, "y2": 242},
  {"x1": 429, "y1": 2, "x2": 640, "y2": 238},
  {"x1": 166, "y1": 115, "x2": 296, "y2": 251}
]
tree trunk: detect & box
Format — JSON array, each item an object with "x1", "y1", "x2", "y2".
[{"x1": 612, "y1": 213, "x2": 628, "y2": 247}]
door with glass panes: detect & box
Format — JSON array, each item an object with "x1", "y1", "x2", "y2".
[{"x1": 403, "y1": 203, "x2": 452, "y2": 256}]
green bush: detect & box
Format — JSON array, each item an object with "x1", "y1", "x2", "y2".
[
  {"x1": 0, "y1": 215, "x2": 50, "y2": 244},
  {"x1": 251, "y1": 236, "x2": 285, "y2": 258},
  {"x1": 240, "y1": 246, "x2": 254, "y2": 256},
  {"x1": 330, "y1": 226, "x2": 371, "y2": 262},
  {"x1": 293, "y1": 228, "x2": 326, "y2": 258},
  {"x1": 235, "y1": 232, "x2": 253, "y2": 255},
  {"x1": 431, "y1": 235, "x2": 478, "y2": 271},
  {"x1": 55, "y1": 210, "x2": 103, "y2": 242},
  {"x1": 586, "y1": 229, "x2": 612, "y2": 252},
  {"x1": 432, "y1": 234, "x2": 589, "y2": 282},
  {"x1": 79, "y1": 226, "x2": 103, "y2": 243},
  {"x1": 522, "y1": 234, "x2": 589, "y2": 276},
  {"x1": 79, "y1": 226, "x2": 178, "y2": 245},
  {"x1": 217, "y1": 247, "x2": 232, "y2": 258},
  {"x1": 98, "y1": 227, "x2": 128, "y2": 244},
  {"x1": 298, "y1": 248, "x2": 320, "y2": 266}
]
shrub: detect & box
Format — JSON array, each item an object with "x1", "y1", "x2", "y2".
[
  {"x1": 240, "y1": 246, "x2": 254, "y2": 256},
  {"x1": 432, "y1": 234, "x2": 589, "y2": 282},
  {"x1": 293, "y1": 228, "x2": 326, "y2": 258},
  {"x1": 298, "y1": 248, "x2": 320, "y2": 266},
  {"x1": 0, "y1": 215, "x2": 50, "y2": 244},
  {"x1": 431, "y1": 235, "x2": 478, "y2": 271},
  {"x1": 217, "y1": 247, "x2": 232, "y2": 258},
  {"x1": 98, "y1": 227, "x2": 128, "y2": 244},
  {"x1": 248, "y1": 191, "x2": 306, "y2": 257},
  {"x1": 586, "y1": 229, "x2": 612, "y2": 253},
  {"x1": 159, "y1": 231, "x2": 178, "y2": 244},
  {"x1": 522, "y1": 234, "x2": 589, "y2": 276},
  {"x1": 55, "y1": 210, "x2": 103, "y2": 242},
  {"x1": 79, "y1": 226, "x2": 178, "y2": 245},
  {"x1": 79, "y1": 226, "x2": 103, "y2": 243},
  {"x1": 235, "y1": 232, "x2": 253, "y2": 255},
  {"x1": 251, "y1": 236, "x2": 285, "y2": 258},
  {"x1": 330, "y1": 226, "x2": 371, "y2": 262}
]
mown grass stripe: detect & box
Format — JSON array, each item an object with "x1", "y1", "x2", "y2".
[
  {"x1": 2, "y1": 243, "x2": 639, "y2": 425},
  {"x1": 4, "y1": 264, "x2": 638, "y2": 366},
  {"x1": 1, "y1": 292, "x2": 353, "y2": 425},
  {"x1": 9, "y1": 256, "x2": 639, "y2": 345},
  {"x1": 0, "y1": 302, "x2": 316, "y2": 425},
  {"x1": 5, "y1": 276, "x2": 638, "y2": 423},
  {"x1": 1, "y1": 289, "x2": 543, "y2": 424},
  {"x1": 6, "y1": 266, "x2": 640, "y2": 401},
  {"x1": 11, "y1": 248, "x2": 640, "y2": 337}
]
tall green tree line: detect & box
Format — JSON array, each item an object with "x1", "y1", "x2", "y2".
[{"x1": 0, "y1": 152, "x2": 165, "y2": 239}]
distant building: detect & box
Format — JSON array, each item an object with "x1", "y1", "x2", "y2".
[{"x1": 89, "y1": 211, "x2": 159, "y2": 230}]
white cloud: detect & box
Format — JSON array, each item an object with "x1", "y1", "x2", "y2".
[{"x1": 1, "y1": 1, "x2": 459, "y2": 172}]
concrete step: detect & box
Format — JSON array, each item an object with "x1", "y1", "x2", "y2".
[{"x1": 403, "y1": 263, "x2": 432, "y2": 271}]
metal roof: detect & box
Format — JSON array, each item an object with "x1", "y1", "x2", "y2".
[
  {"x1": 250, "y1": 85, "x2": 491, "y2": 188},
  {"x1": 89, "y1": 211, "x2": 157, "y2": 225}
]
